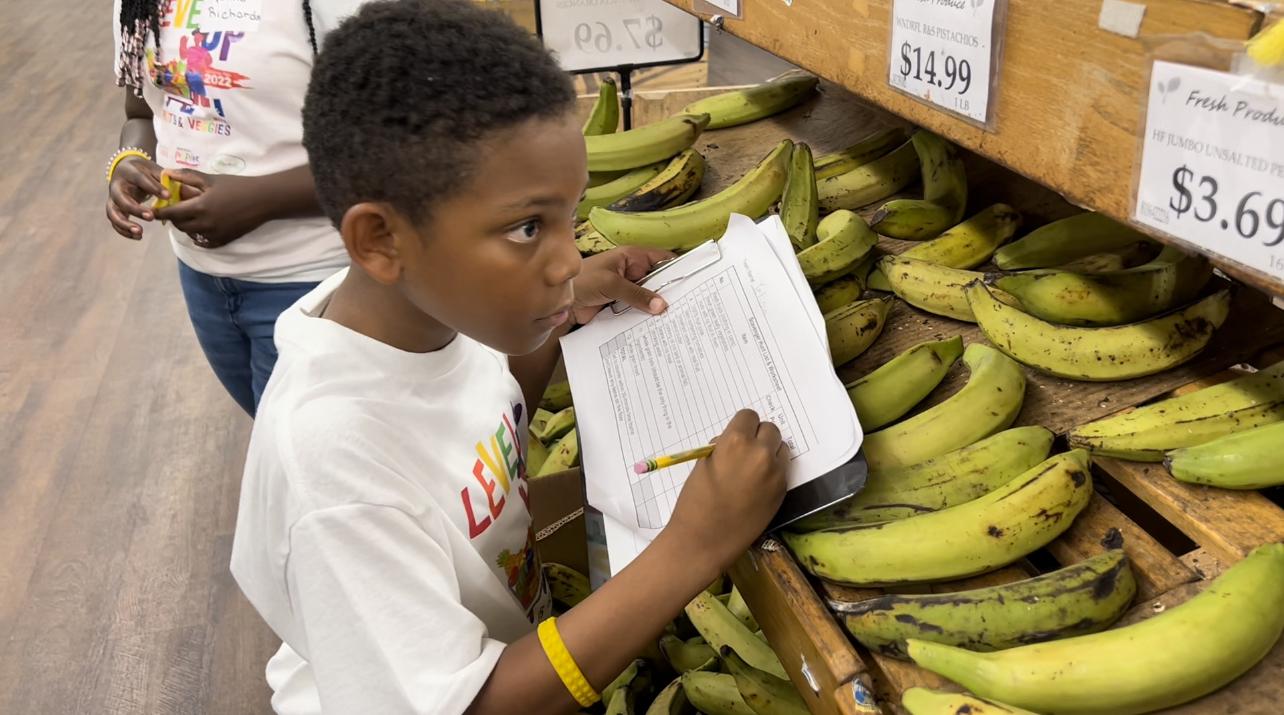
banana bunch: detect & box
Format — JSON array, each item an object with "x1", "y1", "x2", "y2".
[
  {"x1": 867, "y1": 204, "x2": 1021, "y2": 290},
  {"x1": 845, "y1": 336, "x2": 963, "y2": 430},
  {"x1": 993, "y1": 245, "x2": 1213, "y2": 326},
  {"x1": 609, "y1": 148, "x2": 706, "y2": 213},
  {"x1": 993, "y1": 212, "x2": 1153, "y2": 270},
  {"x1": 604, "y1": 659, "x2": 653, "y2": 715},
  {"x1": 536, "y1": 428, "x2": 578, "y2": 477},
  {"x1": 967, "y1": 282, "x2": 1232, "y2": 382},
  {"x1": 877, "y1": 256, "x2": 985, "y2": 321},
  {"x1": 825, "y1": 295, "x2": 892, "y2": 367},
  {"x1": 814, "y1": 127, "x2": 910, "y2": 179},
  {"x1": 589, "y1": 140, "x2": 793, "y2": 252},
  {"x1": 902, "y1": 688, "x2": 1036, "y2": 715},
  {"x1": 543, "y1": 562, "x2": 591, "y2": 611},
  {"x1": 908, "y1": 542, "x2": 1284, "y2": 715},
  {"x1": 831, "y1": 550, "x2": 1136, "y2": 658},
  {"x1": 722, "y1": 649, "x2": 809, "y2": 715},
  {"x1": 798, "y1": 210, "x2": 879, "y2": 285},
  {"x1": 1068, "y1": 359, "x2": 1284, "y2": 460},
  {"x1": 813, "y1": 272, "x2": 867, "y2": 313},
  {"x1": 586, "y1": 113, "x2": 710, "y2": 172},
  {"x1": 531, "y1": 406, "x2": 575, "y2": 442},
  {"x1": 685, "y1": 590, "x2": 786, "y2": 679},
  {"x1": 870, "y1": 131, "x2": 967, "y2": 240},
  {"x1": 583, "y1": 77, "x2": 620, "y2": 136},
  {"x1": 681, "y1": 72, "x2": 819, "y2": 129},
  {"x1": 862, "y1": 343, "x2": 1026, "y2": 471},
  {"x1": 779, "y1": 143, "x2": 819, "y2": 250},
  {"x1": 578, "y1": 162, "x2": 667, "y2": 220},
  {"x1": 795, "y1": 426, "x2": 1054, "y2": 530},
  {"x1": 529, "y1": 406, "x2": 578, "y2": 476},
  {"x1": 784, "y1": 451, "x2": 1093, "y2": 586},
  {"x1": 1166, "y1": 421, "x2": 1284, "y2": 489},
  {"x1": 817, "y1": 137, "x2": 919, "y2": 212}
]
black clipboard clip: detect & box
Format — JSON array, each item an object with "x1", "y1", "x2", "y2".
[{"x1": 608, "y1": 240, "x2": 724, "y2": 316}]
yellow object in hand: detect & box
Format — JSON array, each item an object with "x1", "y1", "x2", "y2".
[{"x1": 152, "y1": 171, "x2": 182, "y2": 211}]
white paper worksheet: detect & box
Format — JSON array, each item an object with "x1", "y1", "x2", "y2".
[{"x1": 562, "y1": 216, "x2": 861, "y2": 573}]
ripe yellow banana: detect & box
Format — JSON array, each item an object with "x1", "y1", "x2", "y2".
[
  {"x1": 685, "y1": 591, "x2": 787, "y2": 679},
  {"x1": 867, "y1": 204, "x2": 1021, "y2": 290},
  {"x1": 1165, "y1": 421, "x2": 1284, "y2": 489},
  {"x1": 785, "y1": 451, "x2": 1093, "y2": 586},
  {"x1": 660, "y1": 634, "x2": 718, "y2": 673},
  {"x1": 869, "y1": 199, "x2": 959, "y2": 241},
  {"x1": 583, "y1": 77, "x2": 620, "y2": 136},
  {"x1": 832, "y1": 550, "x2": 1136, "y2": 658},
  {"x1": 846, "y1": 336, "x2": 964, "y2": 430},
  {"x1": 815, "y1": 126, "x2": 911, "y2": 180},
  {"x1": 585, "y1": 113, "x2": 710, "y2": 172},
  {"x1": 535, "y1": 427, "x2": 578, "y2": 477},
  {"x1": 993, "y1": 245, "x2": 1213, "y2": 326},
  {"x1": 794, "y1": 426, "x2": 1054, "y2": 530},
  {"x1": 907, "y1": 542, "x2": 1284, "y2": 715},
  {"x1": 589, "y1": 140, "x2": 793, "y2": 252},
  {"x1": 877, "y1": 255, "x2": 985, "y2": 322},
  {"x1": 542, "y1": 562, "x2": 590, "y2": 609},
  {"x1": 817, "y1": 138, "x2": 919, "y2": 212},
  {"x1": 681, "y1": 672, "x2": 755, "y2": 715},
  {"x1": 861, "y1": 344, "x2": 1026, "y2": 471},
  {"x1": 967, "y1": 282, "x2": 1231, "y2": 382},
  {"x1": 608, "y1": 148, "x2": 706, "y2": 213},
  {"x1": 796, "y1": 423, "x2": 1058, "y2": 528},
  {"x1": 825, "y1": 295, "x2": 892, "y2": 367},
  {"x1": 577, "y1": 162, "x2": 667, "y2": 219},
  {"x1": 1068, "y1": 359, "x2": 1284, "y2": 460},
  {"x1": 722, "y1": 649, "x2": 809, "y2": 715},
  {"x1": 993, "y1": 212, "x2": 1153, "y2": 270},
  {"x1": 813, "y1": 273, "x2": 865, "y2": 313},
  {"x1": 869, "y1": 132, "x2": 967, "y2": 240},
  {"x1": 902, "y1": 688, "x2": 1036, "y2": 715},
  {"x1": 797, "y1": 210, "x2": 879, "y2": 285},
  {"x1": 681, "y1": 72, "x2": 819, "y2": 129},
  {"x1": 780, "y1": 142, "x2": 819, "y2": 250}
]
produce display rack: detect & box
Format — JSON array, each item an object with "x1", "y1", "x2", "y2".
[
  {"x1": 576, "y1": 83, "x2": 1284, "y2": 713},
  {"x1": 660, "y1": 0, "x2": 1284, "y2": 298}
]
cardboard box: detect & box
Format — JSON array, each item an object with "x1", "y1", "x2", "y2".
[{"x1": 530, "y1": 467, "x2": 589, "y2": 577}]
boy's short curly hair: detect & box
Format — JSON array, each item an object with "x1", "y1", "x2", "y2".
[{"x1": 303, "y1": 0, "x2": 577, "y2": 227}]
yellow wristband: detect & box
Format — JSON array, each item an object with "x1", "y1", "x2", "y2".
[
  {"x1": 536, "y1": 617, "x2": 598, "y2": 707},
  {"x1": 105, "y1": 148, "x2": 152, "y2": 184}
]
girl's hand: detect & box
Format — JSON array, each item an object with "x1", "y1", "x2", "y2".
[
  {"x1": 105, "y1": 155, "x2": 168, "y2": 239},
  {"x1": 154, "y1": 170, "x2": 269, "y2": 249}
]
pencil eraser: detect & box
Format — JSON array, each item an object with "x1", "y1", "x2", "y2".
[{"x1": 633, "y1": 461, "x2": 647, "y2": 474}]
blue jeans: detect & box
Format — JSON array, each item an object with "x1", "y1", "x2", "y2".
[{"x1": 177, "y1": 261, "x2": 318, "y2": 416}]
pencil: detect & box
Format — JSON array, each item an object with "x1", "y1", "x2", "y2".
[{"x1": 633, "y1": 444, "x2": 715, "y2": 474}]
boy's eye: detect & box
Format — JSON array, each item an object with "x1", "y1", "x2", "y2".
[{"x1": 505, "y1": 219, "x2": 541, "y2": 244}]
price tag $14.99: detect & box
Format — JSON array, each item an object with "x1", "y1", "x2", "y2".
[{"x1": 887, "y1": 0, "x2": 1001, "y2": 124}]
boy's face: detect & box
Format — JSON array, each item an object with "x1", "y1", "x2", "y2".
[{"x1": 398, "y1": 111, "x2": 588, "y2": 355}]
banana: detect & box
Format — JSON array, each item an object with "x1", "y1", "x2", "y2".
[
  {"x1": 825, "y1": 295, "x2": 892, "y2": 367},
  {"x1": 532, "y1": 406, "x2": 575, "y2": 442},
  {"x1": 845, "y1": 336, "x2": 964, "y2": 430},
  {"x1": 530, "y1": 408, "x2": 553, "y2": 435},
  {"x1": 867, "y1": 204, "x2": 1020, "y2": 291},
  {"x1": 646, "y1": 677, "x2": 691, "y2": 715},
  {"x1": 869, "y1": 199, "x2": 959, "y2": 241},
  {"x1": 907, "y1": 542, "x2": 1284, "y2": 715},
  {"x1": 797, "y1": 210, "x2": 879, "y2": 285},
  {"x1": 813, "y1": 273, "x2": 865, "y2": 313},
  {"x1": 585, "y1": 113, "x2": 710, "y2": 172},
  {"x1": 817, "y1": 138, "x2": 919, "y2": 212},
  {"x1": 902, "y1": 688, "x2": 1037, "y2": 715},
  {"x1": 815, "y1": 127, "x2": 911, "y2": 180},
  {"x1": 1068, "y1": 359, "x2": 1284, "y2": 460},
  {"x1": 967, "y1": 282, "x2": 1232, "y2": 382},
  {"x1": 681, "y1": 72, "x2": 819, "y2": 129},
  {"x1": 993, "y1": 212, "x2": 1153, "y2": 270},
  {"x1": 794, "y1": 426, "x2": 1054, "y2": 530},
  {"x1": 784, "y1": 450, "x2": 1093, "y2": 586},
  {"x1": 727, "y1": 587, "x2": 759, "y2": 632},
  {"x1": 681, "y1": 672, "x2": 755, "y2": 715},
  {"x1": 779, "y1": 142, "x2": 819, "y2": 250},
  {"x1": 1165, "y1": 421, "x2": 1284, "y2": 489},
  {"x1": 869, "y1": 132, "x2": 967, "y2": 240},
  {"x1": 608, "y1": 149, "x2": 706, "y2": 213},
  {"x1": 578, "y1": 162, "x2": 667, "y2": 219},
  {"x1": 878, "y1": 256, "x2": 985, "y2": 322},
  {"x1": 583, "y1": 77, "x2": 620, "y2": 136},
  {"x1": 534, "y1": 427, "x2": 578, "y2": 477},
  {"x1": 832, "y1": 550, "x2": 1136, "y2": 658},
  {"x1": 526, "y1": 429, "x2": 550, "y2": 475},
  {"x1": 540, "y1": 381, "x2": 573, "y2": 411},
  {"x1": 1052, "y1": 240, "x2": 1159, "y2": 273},
  {"x1": 660, "y1": 634, "x2": 719, "y2": 673},
  {"x1": 861, "y1": 344, "x2": 1026, "y2": 471},
  {"x1": 685, "y1": 591, "x2": 788, "y2": 679},
  {"x1": 589, "y1": 140, "x2": 793, "y2": 252},
  {"x1": 576, "y1": 227, "x2": 619, "y2": 256},
  {"x1": 992, "y1": 246, "x2": 1213, "y2": 326},
  {"x1": 542, "y1": 562, "x2": 590, "y2": 609},
  {"x1": 603, "y1": 659, "x2": 652, "y2": 715},
  {"x1": 722, "y1": 649, "x2": 809, "y2": 715}
]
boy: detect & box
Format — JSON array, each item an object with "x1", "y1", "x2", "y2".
[{"x1": 230, "y1": 2, "x2": 789, "y2": 713}]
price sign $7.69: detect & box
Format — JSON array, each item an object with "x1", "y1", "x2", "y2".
[
  {"x1": 573, "y1": 16, "x2": 664, "y2": 54},
  {"x1": 898, "y1": 42, "x2": 973, "y2": 96},
  {"x1": 1169, "y1": 165, "x2": 1284, "y2": 247}
]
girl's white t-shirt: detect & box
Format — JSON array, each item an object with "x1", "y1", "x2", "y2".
[{"x1": 111, "y1": 0, "x2": 361, "y2": 282}]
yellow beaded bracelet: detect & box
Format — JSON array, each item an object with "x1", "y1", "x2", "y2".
[
  {"x1": 105, "y1": 148, "x2": 152, "y2": 184},
  {"x1": 536, "y1": 617, "x2": 598, "y2": 707}
]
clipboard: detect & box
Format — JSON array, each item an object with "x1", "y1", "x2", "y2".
[{"x1": 609, "y1": 241, "x2": 723, "y2": 316}]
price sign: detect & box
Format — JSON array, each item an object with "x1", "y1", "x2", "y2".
[
  {"x1": 887, "y1": 0, "x2": 1006, "y2": 126},
  {"x1": 1134, "y1": 61, "x2": 1284, "y2": 281},
  {"x1": 537, "y1": 0, "x2": 703, "y2": 74}
]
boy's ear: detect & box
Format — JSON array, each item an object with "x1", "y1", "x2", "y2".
[{"x1": 339, "y1": 202, "x2": 407, "y2": 285}]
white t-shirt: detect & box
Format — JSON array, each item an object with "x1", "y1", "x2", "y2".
[
  {"x1": 111, "y1": 0, "x2": 361, "y2": 282},
  {"x1": 230, "y1": 270, "x2": 551, "y2": 714}
]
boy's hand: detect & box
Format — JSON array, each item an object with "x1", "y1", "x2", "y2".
[
  {"x1": 571, "y1": 246, "x2": 675, "y2": 325},
  {"x1": 106, "y1": 155, "x2": 168, "y2": 239},
  {"x1": 154, "y1": 170, "x2": 268, "y2": 249},
  {"x1": 664, "y1": 410, "x2": 789, "y2": 577}
]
